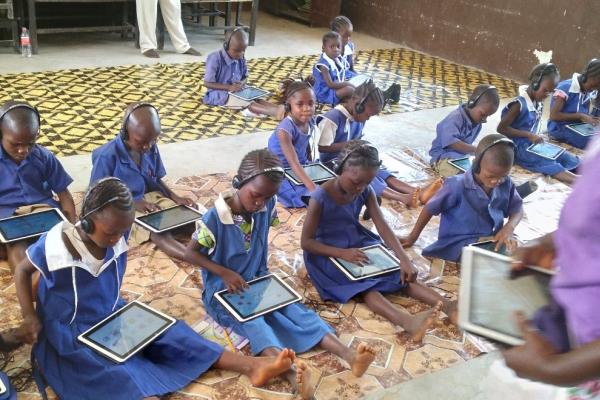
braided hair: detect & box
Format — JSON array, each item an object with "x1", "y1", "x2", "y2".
[
  {"x1": 336, "y1": 140, "x2": 382, "y2": 174},
  {"x1": 322, "y1": 31, "x2": 341, "y2": 46},
  {"x1": 278, "y1": 75, "x2": 316, "y2": 104},
  {"x1": 237, "y1": 149, "x2": 285, "y2": 186},
  {"x1": 81, "y1": 178, "x2": 134, "y2": 218},
  {"x1": 583, "y1": 58, "x2": 600, "y2": 82},
  {"x1": 528, "y1": 63, "x2": 560, "y2": 88},
  {"x1": 330, "y1": 15, "x2": 352, "y2": 32},
  {"x1": 347, "y1": 79, "x2": 385, "y2": 111}
]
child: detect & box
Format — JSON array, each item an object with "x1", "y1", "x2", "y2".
[
  {"x1": 429, "y1": 84, "x2": 500, "y2": 177},
  {"x1": 14, "y1": 177, "x2": 296, "y2": 400},
  {"x1": 403, "y1": 134, "x2": 523, "y2": 262},
  {"x1": 318, "y1": 81, "x2": 424, "y2": 208},
  {"x1": 498, "y1": 63, "x2": 579, "y2": 185},
  {"x1": 267, "y1": 77, "x2": 318, "y2": 208},
  {"x1": 183, "y1": 149, "x2": 376, "y2": 399},
  {"x1": 90, "y1": 102, "x2": 195, "y2": 260},
  {"x1": 203, "y1": 27, "x2": 285, "y2": 119},
  {"x1": 301, "y1": 141, "x2": 457, "y2": 341},
  {"x1": 548, "y1": 58, "x2": 600, "y2": 149},
  {"x1": 0, "y1": 100, "x2": 76, "y2": 272},
  {"x1": 312, "y1": 31, "x2": 355, "y2": 105}
]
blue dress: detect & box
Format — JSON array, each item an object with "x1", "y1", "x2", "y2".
[
  {"x1": 502, "y1": 92, "x2": 579, "y2": 176},
  {"x1": 429, "y1": 105, "x2": 482, "y2": 164},
  {"x1": 27, "y1": 223, "x2": 223, "y2": 400},
  {"x1": 0, "y1": 372, "x2": 15, "y2": 400},
  {"x1": 342, "y1": 42, "x2": 356, "y2": 80},
  {"x1": 267, "y1": 116, "x2": 316, "y2": 208},
  {"x1": 423, "y1": 169, "x2": 523, "y2": 262},
  {"x1": 312, "y1": 53, "x2": 348, "y2": 105},
  {"x1": 303, "y1": 185, "x2": 407, "y2": 303},
  {"x1": 316, "y1": 105, "x2": 364, "y2": 165},
  {"x1": 193, "y1": 193, "x2": 333, "y2": 355}
]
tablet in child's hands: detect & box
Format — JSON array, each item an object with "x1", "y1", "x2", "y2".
[
  {"x1": 469, "y1": 240, "x2": 509, "y2": 257},
  {"x1": 228, "y1": 86, "x2": 270, "y2": 101},
  {"x1": 448, "y1": 157, "x2": 472, "y2": 173},
  {"x1": 0, "y1": 208, "x2": 66, "y2": 243},
  {"x1": 134, "y1": 205, "x2": 202, "y2": 233},
  {"x1": 566, "y1": 122, "x2": 598, "y2": 137},
  {"x1": 526, "y1": 142, "x2": 565, "y2": 160},
  {"x1": 330, "y1": 244, "x2": 402, "y2": 281},
  {"x1": 284, "y1": 163, "x2": 336, "y2": 185}
]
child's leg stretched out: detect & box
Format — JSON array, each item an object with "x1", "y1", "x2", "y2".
[
  {"x1": 260, "y1": 347, "x2": 315, "y2": 400},
  {"x1": 404, "y1": 283, "x2": 458, "y2": 326},
  {"x1": 248, "y1": 100, "x2": 286, "y2": 120},
  {"x1": 380, "y1": 187, "x2": 419, "y2": 208},
  {"x1": 217, "y1": 348, "x2": 295, "y2": 387},
  {"x1": 318, "y1": 334, "x2": 376, "y2": 377}
]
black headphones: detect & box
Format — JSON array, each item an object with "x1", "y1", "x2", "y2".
[
  {"x1": 223, "y1": 26, "x2": 245, "y2": 51},
  {"x1": 531, "y1": 63, "x2": 558, "y2": 91},
  {"x1": 119, "y1": 102, "x2": 158, "y2": 140},
  {"x1": 355, "y1": 80, "x2": 377, "y2": 114},
  {"x1": 284, "y1": 80, "x2": 314, "y2": 113},
  {"x1": 232, "y1": 166, "x2": 285, "y2": 189},
  {"x1": 467, "y1": 85, "x2": 497, "y2": 109},
  {"x1": 80, "y1": 177, "x2": 124, "y2": 234},
  {"x1": 581, "y1": 58, "x2": 600, "y2": 84},
  {"x1": 334, "y1": 143, "x2": 380, "y2": 174},
  {"x1": 0, "y1": 101, "x2": 41, "y2": 138},
  {"x1": 472, "y1": 137, "x2": 515, "y2": 174}
]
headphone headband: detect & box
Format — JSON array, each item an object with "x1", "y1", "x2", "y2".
[
  {"x1": 472, "y1": 137, "x2": 515, "y2": 173},
  {"x1": 356, "y1": 79, "x2": 378, "y2": 114},
  {"x1": 233, "y1": 166, "x2": 285, "y2": 189},
  {"x1": 0, "y1": 101, "x2": 41, "y2": 132},
  {"x1": 335, "y1": 143, "x2": 380, "y2": 174},
  {"x1": 532, "y1": 63, "x2": 558, "y2": 91},
  {"x1": 81, "y1": 177, "x2": 124, "y2": 219},
  {"x1": 120, "y1": 102, "x2": 158, "y2": 139},
  {"x1": 224, "y1": 26, "x2": 245, "y2": 50},
  {"x1": 467, "y1": 85, "x2": 497, "y2": 108}
]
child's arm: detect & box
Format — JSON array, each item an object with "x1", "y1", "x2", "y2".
[
  {"x1": 57, "y1": 190, "x2": 77, "y2": 224},
  {"x1": 318, "y1": 141, "x2": 349, "y2": 155},
  {"x1": 277, "y1": 130, "x2": 317, "y2": 191},
  {"x1": 512, "y1": 232, "x2": 556, "y2": 270},
  {"x1": 317, "y1": 66, "x2": 353, "y2": 90},
  {"x1": 400, "y1": 207, "x2": 434, "y2": 248},
  {"x1": 493, "y1": 208, "x2": 523, "y2": 251},
  {"x1": 447, "y1": 141, "x2": 477, "y2": 154},
  {"x1": 300, "y1": 197, "x2": 369, "y2": 265},
  {"x1": 15, "y1": 258, "x2": 42, "y2": 344},
  {"x1": 204, "y1": 81, "x2": 244, "y2": 92},
  {"x1": 497, "y1": 102, "x2": 543, "y2": 143},
  {"x1": 549, "y1": 96, "x2": 600, "y2": 125},
  {"x1": 158, "y1": 179, "x2": 195, "y2": 207}
]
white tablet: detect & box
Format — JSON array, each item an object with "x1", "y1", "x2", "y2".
[
  {"x1": 0, "y1": 378, "x2": 6, "y2": 395},
  {"x1": 348, "y1": 74, "x2": 370, "y2": 87},
  {"x1": 0, "y1": 208, "x2": 66, "y2": 244},
  {"x1": 134, "y1": 205, "x2": 202, "y2": 233},
  {"x1": 228, "y1": 86, "x2": 270, "y2": 101},
  {"x1": 77, "y1": 301, "x2": 176, "y2": 363},
  {"x1": 526, "y1": 142, "x2": 565, "y2": 160},
  {"x1": 566, "y1": 122, "x2": 598, "y2": 137},
  {"x1": 329, "y1": 244, "x2": 402, "y2": 281},
  {"x1": 468, "y1": 240, "x2": 510, "y2": 257},
  {"x1": 448, "y1": 156, "x2": 472, "y2": 173},
  {"x1": 284, "y1": 163, "x2": 337, "y2": 186},
  {"x1": 459, "y1": 246, "x2": 554, "y2": 346},
  {"x1": 215, "y1": 274, "x2": 302, "y2": 323}
]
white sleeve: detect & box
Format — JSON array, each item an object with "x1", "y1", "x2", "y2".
[{"x1": 317, "y1": 117, "x2": 338, "y2": 146}]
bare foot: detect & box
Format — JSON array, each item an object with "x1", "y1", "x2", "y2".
[
  {"x1": 411, "y1": 188, "x2": 420, "y2": 208},
  {"x1": 443, "y1": 300, "x2": 459, "y2": 326},
  {"x1": 403, "y1": 302, "x2": 442, "y2": 343},
  {"x1": 419, "y1": 178, "x2": 443, "y2": 204},
  {"x1": 296, "y1": 361, "x2": 315, "y2": 400},
  {"x1": 249, "y1": 348, "x2": 294, "y2": 387},
  {"x1": 350, "y1": 342, "x2": 376, "y2": 377}
]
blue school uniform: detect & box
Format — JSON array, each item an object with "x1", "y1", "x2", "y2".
[
  {"x1": 0, "y1": 144, "x2": 72, "y2": 218},
  {"x1": 313, "y1": 53, "x2": 348, "y2": 105},
  {"x1": 423, "y1": 169, "x2": 523, "y2": 262},
  {"x1": 267, "y1": 116, "x2": 316, "y2": 208},
  {"x1": 429, "y1": 105, "x2": 482, "y2": 164},
  {"x1": 203, "y1": 48, "x2": 248, "y2": 106},
  {"x1": 27, "y1": 222, "x2": 223, "y2": 400},
  {"x1": 317, "y1": 105, "x2": 364, "y2": 165},
  {"x1": 193, "y1": 192, "x2": 333, "y2": 355},
  {"x1": 343, "y1": 42, "x2": 356, "y2": 80},
  {"x1": 548, "y1": 73, "x2": 598, "y2": 149},
  {"x1": 303, "y1": 185, "x2": 407, "y2": 303},
  {"x1": 502, "y1": 87, "x2": 579, "y2": 176},
  {"x1": 90, "y1": 135, "x2": 166, "y2": 201},
  {"x1": 0, "y1": 372, "x2": 16, "y2": 400}
]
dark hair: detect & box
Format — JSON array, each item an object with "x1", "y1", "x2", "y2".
[
  {"x1": 237, "y1": 149, "x2": 285, "y2": 185},
  {"x1": 474, "y1": 133, "x2": 515, "y2": 172},
  {"x1": 583, "y1": 58, "x2": 600, "y2": 81},
  {"x1": 278, "y1": 75, "x2": 316, "y2": 104},
  {"x1": 81, "y1": 178, "x2": 134, "y2": 217},
  {"x1": 337, "y1": 140, "x2": 382, "y2": 173},
  {"x1": 322, "y1": 31, "x2": 341, "y2": 45},
  {"x1": 347, "y1": 79, "x2": 385, "y2": 110},
  {"x1": 470, "y1": 84, "x2": 500, "y2": 108},
  {"x1": 330, "y1": 15, "x2": 352, "y2": 32},
  {"x1": 528, "y1": 63, "x2": 560, "y2": 86},
  {"x1": 0, "y1": 102, "x2": 40, "y2": 138}
]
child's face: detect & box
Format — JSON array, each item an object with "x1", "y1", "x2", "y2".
[
  {"x1": 288, "y1": 88, "x2": 316, "y2": 124},
  {"x1": 227, "y1": 37, "x2": 247, "y2": 61},
  {"x1": 531, "y1": 77, "x2": 557, "y2": 102},
  {"x1": 89, "y1": 207, "x2": 135, "y2": 249},
  {"x1": 475, "y1": 156, "x2": 511, "y2": 191},
  {"x1": 323, "y1": 37, "x2": 342, "y2": 59},
  {"x1": 125, "y1": 111, "x2": 160, "y2": 153},
  {"x1": 0, "y1": 123, "x2": 37, "y2": 164},
  {"x1": 238, "y1": 175, "x2": 280, "y2": 214},
  {"x1": 337, "y1": 25, "x2": 353, "y2": 47},
  {"x1": 338, "y1": 165, "x2": 377, "y2": 197},
  {"x1": 354, "y1": 100, "x2": 382, "y2": 123},
  {"x1": 470, "y1": 102, "x2": 498, "y2": 124}
]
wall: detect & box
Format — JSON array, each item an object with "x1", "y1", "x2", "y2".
[{"x1": 342, "y1": 0, "x2": 600, "y2": 81}]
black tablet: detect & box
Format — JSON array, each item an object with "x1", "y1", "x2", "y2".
[
  {"x1": 566, "y1": 123, "x2": 598, "y2": 137},
  {"x1": 448, "y1": 157, "x2": 472, "y2": 173},
  {"x1": 0, "y1": 208, "x2": 66, "y2": 244},
  {"x1": 228, "y1": 86, "x2": 270, "y2": 101},
  {"x1": 284, "y1": 163, "x2": 337, "y2": 185},
  {"x1": 526, "y1": 142, "x2": 565, "y2": 160},
  {"x1": 329, "y1": 244, "x2": 402, "y2": 281},
  {"x1": 134, "y1": 205, "x2": 202, "y2": 233}
]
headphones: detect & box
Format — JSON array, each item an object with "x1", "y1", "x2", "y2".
[
  {"x1": 0, "y1": 101, "x2": 41, "y2": 137},
  {"x1": 531, "y1": 63, "x2": 558, "y2": 91},
  {"x1": 334, "y1": 143, "x2": 380, "y2": 174},
  {"x1": 581, "y1": 58, "x2": 600, "y2": 84},
  {"x1": 223, "y1": 26, "x2": 245, "y2": 51},
  {"x1": 472, "y1": 137, "x2": 515, "y2": 174},
  {"x1": 355, "y1": 79, "x2": 377, "y2": 114},
  {"x1": 232, "y1": 166, "x2": 285, "y2": 189},
  {"x1": 467, "y1": 85, "x2": 497, "y2": 109},
  {"x1": 119, "y1": 102, "x2": 158, "y2": 140},
  {"x1": 80, "y1": 177, "x2": 124, "y2": 234}
]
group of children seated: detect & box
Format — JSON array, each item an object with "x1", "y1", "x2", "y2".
[{"x1": 1, "y1": 12, "x2": 600, "y2": 399}]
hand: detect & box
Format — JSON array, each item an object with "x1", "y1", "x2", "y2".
[
  {"x1": 399, "y1": 234, "x2": 417, "y2": 248},
  {"x1": 20, "y1": 313, "x2": 42, "y2": 345},
  {"x1": 135, "y1": 199, "x2": 161, "y2": 213},
  {"x1": 528, "y1": 133, "x2": 544, "y2": 144},
  {"x1": 400, "y1": 261, "x2": 418, "y2": 283},
  {"x1": 172, "y1": 194, "x2": 195, "y2": 207},
  {"x1": 220, "y1": 268, "x2": 248, "y2": 294},
  {"x1": 339, "y1": 248, "x2": 370, "y2": 266},
  {"x1": 229, "y1": 82, "x2": 244, "y2": 92},
  {"x1": 493, "y1": 225, "x2": 517, "y2": 252},
  {"x1": 512, "y1": 236, "x2": 556, "y2": 271},
  {"x1": 581, "y1": 114, "x2": 600, "y2": 126}
]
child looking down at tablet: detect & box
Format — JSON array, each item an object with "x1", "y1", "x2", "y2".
[
  {"x1": 403, "y1": 134, "x2": 523, "y2": 262},
  {"x1": 183, "y1": 149, "x2": 376, "y2": 400},
  {"x1": 0, "y1": 100, "x2": 76, "y2": 273},
  {"x1": 90, "y1": 102, "x2": 193, "y2": 261},
  {"x1": 14, "y1": 178, "x2": 294, "y2": 400},
  {"x1": 498, "y1": 63, "x2": 579, "y2": 186},
  {"x1": 301, "y1": 141, "x2": 457, "y2": 341},
  {"x1": 203, "y1": 27, "x2": 285, "y2": 119}
]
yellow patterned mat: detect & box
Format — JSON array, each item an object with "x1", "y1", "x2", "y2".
[{"x1": 0, "y1": 48, "x2": 519, "y2": 156}]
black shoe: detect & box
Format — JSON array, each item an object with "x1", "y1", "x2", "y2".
[{"x1": 384, "y1": 83, "x2": 401, "y2": 104}]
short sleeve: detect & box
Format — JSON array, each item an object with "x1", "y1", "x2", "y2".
[
  {"x1": 40, "y1": 148, "x2": 73, "y2": 193},
  {"x1": 90, "y1": 152, "x2": 116, "y2": 185},
  {"x1": 436, "y1": 113, "x2": 464, "y2": 148},
  {"x1": 204, "y1": 52, "x2": 220, "y2": 83},
  {"x1": 501, "y1": 98, "x2": 522, "y2": 119},
  {"x1": 506, "y1": 181, "x2": 523, "y2": 217},
  {"x1": 553, "y1": 81, "x2": 570, "y2": 100},
  {"x1": 240, "y1": 58, "x2": 248, "y2": 81},
  {"x1": 277, "y1": 118, "x2": 297, "y2": 142},
  {"x1": 25, "y1": 235, "x2": 51, "y2": 280},
  {"x1": 153, "y1": 147, "x2": 167, "y2": 180},
  {"x1": 317, "y1": 116, "x2": 338, "y2": 146},
  {"x1": 425, "y1": 178, "x2": 460, "y2": 216}
]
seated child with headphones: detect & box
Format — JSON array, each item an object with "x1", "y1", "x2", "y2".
[
  {"x1": 548, "y1": 58, "x2": 600, "y2": 149},
  {"x1": 0, "y1": 100, "x2": 76, "y2": 273},
  {"x1": 429, "y1": 85, "x2": 500, "y2": 177},
  {"x1": 302, "y1": 141, "x2": 457, "y2": 340},
  {"x1": 312, "y1": 31, "x2": 355, "y2": 105},
  {"x1": 203, "y1": 27, "x2": 285, "y2": 119},
  {"x1": 183, "y1": 149, "x2": 376, "y2": 400},
  {"x1": 14, "y1": 178, "x2": 298, "y2": 400},
  {"x1": 267, "y1": 77, "x2": 319, "y2": 208},
  {"x1": 402, "y1": 134, "x2": 523, "y2": 262},
  {"x1": 90, "y1": 102, "x2": 193, "y2": 260},
  {"x1": 498, "y1": 63, "x2": 580, "y2": 185}
]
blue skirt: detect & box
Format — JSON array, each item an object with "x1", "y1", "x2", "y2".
[
  {"x1": 515, "y1": 141, "x2": 579, "y2": 175},
  {"x1": 277, "y1": 178, "x2": 310, "y2": 208},
  {"x1": 370, "y1": 168, "x2": 393, "y2": 197},
  {"x1": 0, "y1": 372, "x2": 16, "y2": 400},
  {"x1": 548, "y1": 125, "x2": 591, "y2": 149}
]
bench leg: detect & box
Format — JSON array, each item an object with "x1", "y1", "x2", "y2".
[
  {"x1": 249, "y1": 0, "x2": 258, "y2": 46},
  {"x1": 26, "y1": 0, "x2": 38, "y2": 54}
]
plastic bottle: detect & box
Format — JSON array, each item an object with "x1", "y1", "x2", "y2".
[{"x1": 21, "y1": 27, "x2": 32, "y2": 57}]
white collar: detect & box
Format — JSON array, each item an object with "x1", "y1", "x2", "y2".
[
  {"x1": 215, "y1": 190, "x2": 267, "y2": 225},
  {"x1": 518, "y1": 85, "x2": 541, "y2": 112},
  {"x1": 569, "y1": 73, "x2": 582, "y2": 94},
  {"x1": 344, "y1": 43, "x2": 353, "y2": 56},
  {"x1": 334, "y1": 104, "x2": 354, "y2": 121},
  {"x1": 321, "y1": 53, "x2": 345, "y2": 81}
]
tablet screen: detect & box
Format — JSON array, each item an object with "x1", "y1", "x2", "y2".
[
  {"x1": 567, "y1": 123, "x2": 598, "y2": 137},
  {"x1": 334, "y1": 245, "x2": 401, "y2": 279},
  {"x1": 136, "y1": 205, "x2": 202, "y2": 232},
  {"x1": 528, "y1": 142, "x2": 564, "y2": 159},
  {"x1": 285, "y1": 164, "x2": 336, "y2": 185},
  {"x1": 230, "y1": 86, "x2": 269, "y2": 101},
  {"x1": 348, "y1": 74, "x2": 370, "y2": 87},
  {"x1": 449, "y1": 157, "x2": 471, "y2": 172},
  {"x1": 0, "y1": 209, "x2": 64, "y2": 242},
  {"x1": 469, "y1": 240, "x2": 508, "y2": 256},
  {"x1": 81, "y1": 302, "x2": 174, "y2": 361}
]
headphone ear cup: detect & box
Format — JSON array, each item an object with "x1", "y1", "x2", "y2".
[
  {"x1": 355, "y1": 102, "x2": 365, "y2": 114},
  {"x1": 232, "y1": 175, "x2": 241, "y2": 189},
  {"x1": 81, "y1": 217, "x2": 93, "y2": 234},
  {"x1": 467, "y1": 98, "x2": 475, "y2": 109},
  {"x1": 223, "y1": 41, "x2": 228, "y2": 51},
  {"x1": 284, "y1": 103, "x2": 291, "y2": 113},
  {"x1": 531, "y1": 80, "x2": 540, "y2": 91}
]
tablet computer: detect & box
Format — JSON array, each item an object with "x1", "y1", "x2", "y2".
[
  {"x1": 228, "y1": 86, "x2": 270, "y2": 101},
  {"x1": 0, "y1": 208, "x2": 66, "y2": 244},
  {"x1": 77, "y1": 301, "x2": 176, "y2": 363},
  {"x1": 566, "y1": 122, "x2": 598, "y2": 137},
  {"x1": 526, "y1": 142, "x2": 565, "y2": 160},
  {"x1": 215, "y1": 274, "x2": 302, "y2": 323},
  {"x1": 134, "y1": 205, "x2": 202, "y2": 233},
  {"x1": 329, "y1": 244, "x2": 402, "y2": 281},
  {"x1": 468, "y1": 240, "x2": 509, "y2": 257},
  {"x1": 459, "y1": 246, "x2": 554, "y2": 346},
  {"x1": 348, "y1": 74, "x2": 370, "y2": 87},
  {"x1": 448, "y1": 156, "x2": 472, "y2": 173},
  {"x1": 284, "y1": 163, "x2": 337, "y2": 185}
]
